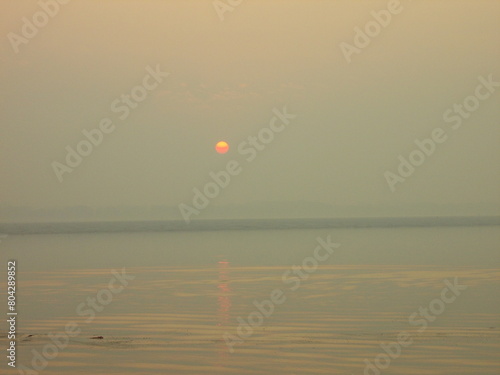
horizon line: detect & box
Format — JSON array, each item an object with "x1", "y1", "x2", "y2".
[{"x1": 1, "y1": 215, "x2": 499, "y2": 235}]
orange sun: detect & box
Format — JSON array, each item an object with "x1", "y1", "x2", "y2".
[{"x1": 215, "y1": 141, "x2": 229, "y2": 154}]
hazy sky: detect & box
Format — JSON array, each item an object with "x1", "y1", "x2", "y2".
[{"x1": 1, "y1": 0, "x2": 499, "y2": 215}]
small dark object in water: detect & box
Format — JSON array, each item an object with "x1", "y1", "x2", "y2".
[{"x1": 90, "y1": 336, "x2": 103, "y2": 339}]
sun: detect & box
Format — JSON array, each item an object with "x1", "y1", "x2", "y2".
[{"x1": 215, "y1": 141, "x2": 229, "y2": 154}]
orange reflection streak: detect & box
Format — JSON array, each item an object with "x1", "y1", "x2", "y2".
[
  {"x1": 216, "y1": 259, "x2": 232, "y2": 366},
  {"x1": 217, "y1": 260, "x2": 231, "y2": 326}
]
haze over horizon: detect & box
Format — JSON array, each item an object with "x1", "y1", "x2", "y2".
[
  {"x1": 1, "y1": 0, "x2": 499, "y2": 222},
  {"x1": 1, "y1": 201, "x2": 500, "y2": 225}
]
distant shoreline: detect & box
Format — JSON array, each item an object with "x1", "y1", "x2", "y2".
[{"x1": 0, "y1": 216, "x2": 499, "y2": 235}]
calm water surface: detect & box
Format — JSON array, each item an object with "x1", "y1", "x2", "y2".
[{"x1": 1, "y1": 226, "x2": 499, "y2": 374}]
